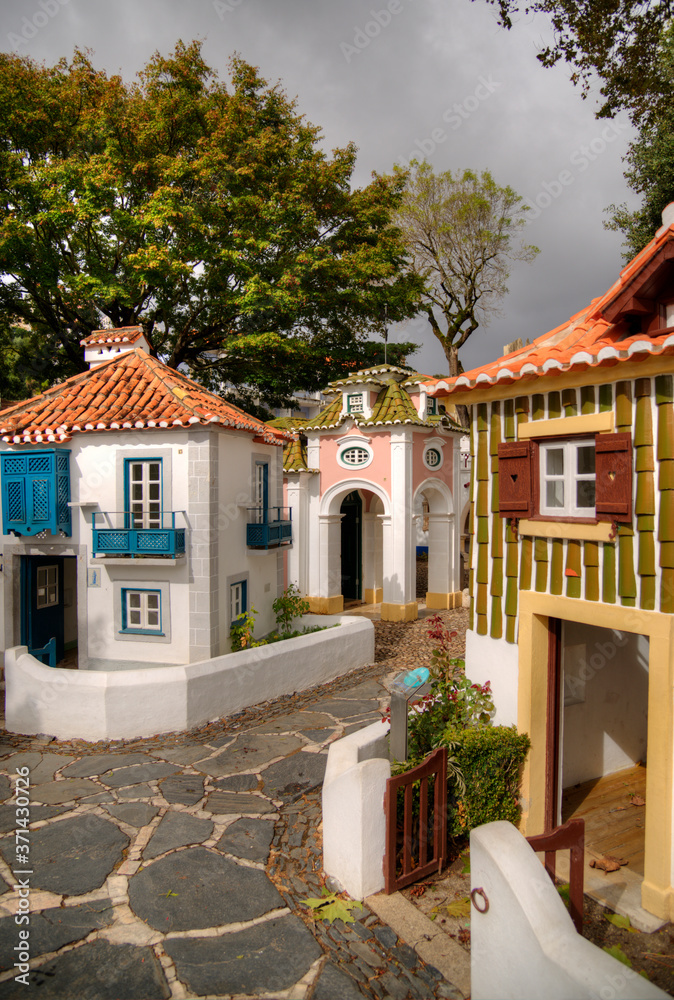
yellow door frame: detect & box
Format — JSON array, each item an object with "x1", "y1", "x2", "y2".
[{"x1": 517, "y1": 590, "x2": 674, "y2": 920}]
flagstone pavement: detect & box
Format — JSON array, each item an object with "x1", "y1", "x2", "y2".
[{"x1": 0, "y1": 658, "x2": 465, "y2": 1000}]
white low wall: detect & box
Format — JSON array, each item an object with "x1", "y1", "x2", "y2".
[
  {"x1": 322, "y1": 720, "x2": 391, "y2": 900},
  {"x1": 471, "y1": 822, "x2": 668, "y2": 1000},
  {"x1": 5, "y1": 614, "x2": 374, "y2": 742}
]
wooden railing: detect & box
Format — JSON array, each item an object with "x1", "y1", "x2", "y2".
[
  {"x1": 526, "y1": 816, "x2": 585, "y2": 934},
  {"x1": 383, "y1": 747, "x2": 447, "y2": 893}
]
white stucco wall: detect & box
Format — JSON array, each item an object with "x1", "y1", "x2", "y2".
[
  {"x1": 322, "y1": 720, "x2": 391, "y2": 899},
  {"x1": 5, "y1": 614, "x2": 374, "y2": 741},
  {"x1": 470, "y1": 822, "x2": 668, "y2": 1000},
  {"x1": 465, "y1": 629, "x2": 519, "y2": 726},
  {"x1": 561, "y1": 622, "x2": 649, "y2": 787}
]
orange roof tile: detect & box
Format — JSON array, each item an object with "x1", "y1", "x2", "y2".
[
  {"x1": 427, "y1": 222, "x2": 674, "y2": 398},
  {"x1": 80, "y1": 326, "x2": 146, "y2": 347},
  {"x1": 0, "y1": 349, "x2": 290, "y2": 447}
]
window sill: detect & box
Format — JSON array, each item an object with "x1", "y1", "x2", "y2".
[
  {"x1": 92, "y1": 555, "x2": 185, "y2": 566},
  {"x1": 118, "y1": 629, "x2": 165, "y2": 637},
  {"x1": 518, "y1": 518, "x2": 615, "y2": 542}
]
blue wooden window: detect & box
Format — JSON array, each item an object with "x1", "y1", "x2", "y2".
[
  {"x1": 1, "y1": 450, "x2": 71, "y2": 537},
  {"x1": 121, "y1": 588, "x2": 163, "y2": 634},
  {"x1": 347, "y1": 393, "x2": 364, "y2": 414}
]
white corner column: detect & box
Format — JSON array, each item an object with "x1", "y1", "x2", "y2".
[
  {"x1": 426, "y1": 511, "x2": 462, "y2": 609},
  {"x1": 307, "y1": 514, "x2": 344, "y2": 615},
  {"x1": 381, "y1": 431, "x2": 417, "y2": 622}
]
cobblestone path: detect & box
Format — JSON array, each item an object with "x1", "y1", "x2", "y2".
[{"x1": 0, "y1": 642, "x2": 465, "y2": 1000}]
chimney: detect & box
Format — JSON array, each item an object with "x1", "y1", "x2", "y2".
[{"x1": 80, "y1": 326, "x2": 150, "y2": 368}]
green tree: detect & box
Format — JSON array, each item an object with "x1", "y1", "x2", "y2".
[
  {"x1": 393, "y1": 161, "x2": 538, "y2": 379},
  {"x1": 605, "y1": 100, "x2": 674, "y2": 259},
  {"x1": 0, "y1": 43, "x2": 420, "y2": 409},
  {"x1": 477, "y1": 0, "x2": 674, "y2": 122}
]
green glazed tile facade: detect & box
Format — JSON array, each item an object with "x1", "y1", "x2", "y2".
[{"x1": 465, "y1": 372, "x2": 674, "y2": 643}]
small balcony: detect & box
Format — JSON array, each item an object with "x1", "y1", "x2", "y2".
[
  {"x1": 246, "y1": 507, "x2": 292, "y2": 549},
  {"x1": 92, "y1": 511, "x2": 186, "y2": 557}
]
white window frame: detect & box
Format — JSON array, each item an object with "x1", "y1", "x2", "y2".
[
  {"x1": 423, "y1": 446, "x2": 443, "y2": 471},
  {"x1": 36, "y1": 565, "x2": 58, "y2": 608},
  {"x1": 347, "y1": 392, "x2": 364, "y2": 414},
  {"x1": 230, "y1": 580, "x2": 247, "y2": 622},
  {"x1": 336, "y1": 436, "x2": 373, "y2": 470},
  {"x1": 122, "y1": 588, "x2": 162, "y2": 633},
  {"x1": 340, "y1": 447, "x2": 370, "y2": 467},
  {"x1": 539, "y1": 438, "x2": 596, "y2": 518},
  {"x1": 127, "y1": 459, "x2": 162, "y2": 529}
]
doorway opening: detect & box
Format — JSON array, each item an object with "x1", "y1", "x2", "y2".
[
  {"x1": 549, "y1": 619, "x2": 649, "y2": 873},
  {"x1": 21, "y1": 555, "x2": 78, "y2": 668},
  {"x1": 340, "y1": 490, "x2": 362, "y2": 602}
]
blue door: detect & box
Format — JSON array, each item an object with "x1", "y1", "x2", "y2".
[{"x1": 21, "y1": 556, "x2": 65, "y2": 666}]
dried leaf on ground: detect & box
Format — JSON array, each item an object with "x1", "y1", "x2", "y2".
[
  {"x1": 589, "y1": 857, "x2": 622, "y2": 872},
  {"x1": 438, "y1": 896, "x2": 471, "y2": 918},
  {"x1": 605, "y1": 913, "x2": 639, "y2": 933},
  {"x1": 630, "y1": 794, "x2": 646, "y2": 807}
]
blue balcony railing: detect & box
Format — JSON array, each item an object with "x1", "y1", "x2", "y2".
[
  {"x1": 246, "y1": 507, "x2": 292, "y2": 549},
  {"x1": 92, "y1": 511, "x2": 186, "y2": 557}
]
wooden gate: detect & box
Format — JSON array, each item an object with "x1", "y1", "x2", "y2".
[
  {"x1": 527, "y1": 816, "x2": 585, "y2": 933},
  {"x1": 383, "y1": 747, "x2": 447, "y2": 893}
]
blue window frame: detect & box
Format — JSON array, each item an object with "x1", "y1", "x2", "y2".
[
  {"x1": 124, "y1": 459, "x2": 163, "y2": 529},
  {"x1": 230, "y1": 580, "x2": 247, "y2": 624},
  {"x1": 347, "y1": 393, "x2": 364, "y2": 414},
  {"x1": 120, "y1": 588, "x2": 163, "y2": 634}
]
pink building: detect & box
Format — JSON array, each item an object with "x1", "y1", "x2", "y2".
[{"x1": 272, "y1": 365, "x2": 465, "y2": 621}]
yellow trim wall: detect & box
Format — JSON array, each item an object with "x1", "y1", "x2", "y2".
[{"x1": 517, "y1": 591, "x2": 674, "y2": 920}]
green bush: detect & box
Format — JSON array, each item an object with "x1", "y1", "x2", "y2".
[{"x1": 443, "y1": 725, "x2": 531, "y2": 836}]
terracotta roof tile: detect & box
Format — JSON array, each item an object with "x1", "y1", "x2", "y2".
[
  {"x1": 0, "y1": 349, "x2": 290, "y2": 447},
  {"x1": 80, "y1": 326, "x2": 146, "y2": 347}
]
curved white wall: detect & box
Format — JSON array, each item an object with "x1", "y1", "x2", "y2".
[{"x1": 5, "y1": 614, "x2": 374, "y2": 742}]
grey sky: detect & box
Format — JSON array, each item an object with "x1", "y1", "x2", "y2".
[{"x1": 2, "y1": 0, "x2": 640, "y2": 378}]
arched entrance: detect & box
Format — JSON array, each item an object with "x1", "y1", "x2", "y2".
[{"x1": 340, "y1": 491, "x2": 362, "y2": 601}]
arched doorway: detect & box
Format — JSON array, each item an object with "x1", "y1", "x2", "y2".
[{"x1": 340, "y1": 491, "x2": 362, "y2": 601}]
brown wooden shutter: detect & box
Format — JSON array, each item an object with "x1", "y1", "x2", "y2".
[
  {"x1": 497, "y1": 441, "x2": 533, "y2": 518},
  {"x1": 595, "y1": 432, "x2": 632, "y2": 522}
]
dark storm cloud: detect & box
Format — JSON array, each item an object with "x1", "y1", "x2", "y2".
[{"x1": 1, "y1": 0, "x2": 640, "y2": 376}]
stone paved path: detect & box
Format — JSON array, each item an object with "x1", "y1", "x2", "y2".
[{"x1": 0, "y1": 661, "x2": 464, "y2": 999}]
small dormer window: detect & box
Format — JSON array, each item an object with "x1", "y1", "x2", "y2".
[
  {"x1": 347, "y1": 393, "x2": 364, "y2": 414},
  {"x1": 426, "y1": 398, "x2": 437, "y2": 416}
]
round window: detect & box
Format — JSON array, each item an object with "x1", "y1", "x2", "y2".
[
  {"x1": 341, "y1": 447, "x2": 370, "y2": 466},
  {"x1": 425, "y1": 448, "x2": 442, "y2": 468}
]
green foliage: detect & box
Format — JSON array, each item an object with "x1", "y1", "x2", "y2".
[
  {"x1": 272, "y1": 583, "x2": 310, "y2": 636},
  {"x1": 229, "y1": 591, "x2": 328, "y2": 651},
  {"x1": 229, "y1": 608, "x2": 263, "y2": 651},
  {"x1": 605, "y1": 87, "x2": 674, "y2": 259},
  {"x1": 393, "y1": 161, "x2": 538, "y2": 377},
  {"x1": 0, "y1": 43, "x2": 421, "y2": 405},
  {"x1": 603, "y1": 944, "x2": 633, "y2": 968},
  {"x1": 443, "y1": 725, "x2": 531, "y2": 836},
  {"x1": 480, "y1": 0, "x2": 674, "y2": 124},
  {"x1": 605, "y1": 912, "x2": 638, "y2": 933},
  {"x1": 304, "y1": 890, "x2": 363, "y2": 924}
]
